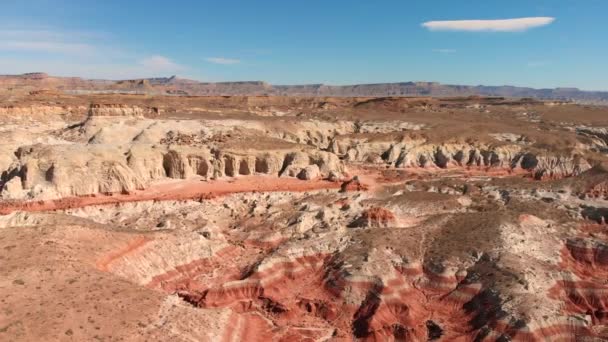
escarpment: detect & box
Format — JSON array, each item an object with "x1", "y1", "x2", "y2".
[
  {"x1": 329, "y1": 135, "x2": 592, "y2": 179},
  {"x1": 1, "y1": 144, "x2": 147, "y2": 200},
  {"x1": 0, "y1": 105, "x2": 74, "y2": 117},
  {"x1": 153, "y1": 146, "x2": 342, "y2": 181},
  {"x1": 1, "y1": 142, "x2": 346, "y2": 199},
  {"x1": 0, "y1": 102, "x2": 158, "y2": 121},
  {"x1": 88, "y1": 103, "x2": 160, "y2": 117}
]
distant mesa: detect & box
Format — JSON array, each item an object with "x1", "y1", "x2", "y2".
[
  {"x1": 18, "y1": 72, "x2": 49, "y2": 79},
  {"x1": 0, "y1": 72, "x2": 606, "y2": 104}
]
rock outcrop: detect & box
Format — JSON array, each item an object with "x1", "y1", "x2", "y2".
[
  {"x1": 88, "y1": 103, "x2": 156, "y2": 117},
  {"x1": 330, "y1": 136, "x2": 591, "y2": 179},
  {"x1": 1, "y1": 143, "x2": 345, "y2": 199},
  {"x1": 1, "y1": 144, "x2": 146, "y2": 199}
]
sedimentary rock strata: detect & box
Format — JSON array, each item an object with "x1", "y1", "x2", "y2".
[{"x1": 2, "y1": 93, "x2": 608, "y2": 341}]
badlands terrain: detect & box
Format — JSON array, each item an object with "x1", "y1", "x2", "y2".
[{"x1": 2, "y1": 84, "x2": 608, "y2": 341}]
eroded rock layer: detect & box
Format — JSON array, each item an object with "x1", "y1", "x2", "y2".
[{"x1": 2, "y1": 94, "x2": 608, "y2": 341}]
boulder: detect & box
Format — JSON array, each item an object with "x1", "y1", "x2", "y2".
[{"x1": 297, "y1": 165, "x2": 320, "y2": 180}]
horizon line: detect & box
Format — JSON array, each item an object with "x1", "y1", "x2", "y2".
[{"x1": 2, "y1": 72, "x2": 607, "y2": 93}]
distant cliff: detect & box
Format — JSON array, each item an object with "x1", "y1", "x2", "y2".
[{"x1": 1, "y1": 73, "x2": 606, "y2": 104}]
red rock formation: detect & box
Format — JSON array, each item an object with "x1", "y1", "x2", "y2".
[
  {"x1": 89, "y1": 227, "x2": 608, "y2": 341},
  {"x1": 547, "y1": 228, "x2": 608, "y2": 336},
  {"x1": 164, "y1": 254, "x2": 538, "y2": 340},
  {"x1": 146, "y1": 246, "x2": 244, "y2": 293},
  {"x1": 95, "y1": 236, "x2": 151, "y2": 272}
]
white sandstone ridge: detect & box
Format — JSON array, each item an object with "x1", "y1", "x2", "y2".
[
  {"x1": 330, "y1": 135, "x2": 591, "y2": 179},
  {"x1": 0, "y1": 103, "x2": 158, "y2": 121},
  {"x1": 80, "y1": 116, "x2": 356, "y2": 148},
  {"x1": 72, "y1": 110, "x2": 423, "y2": 149},
  {"x1": 88, "y1": 103, "x2": 161, "y2": 117},
  {"x1": 355, "y1": 120, "x2": 425, "y2": 133},
  {"x1": 1, "y1": 144, "x2": 147, "y2": 200},
  {"x1": 575, "y1": 126, "x2": 608, "y2": 152},
  {"x1": 0, "y1": 105, "x2": 72, "y2": 117},
  {"x1": 0, "y1": 142, "x2": 345, "y2": 200}
]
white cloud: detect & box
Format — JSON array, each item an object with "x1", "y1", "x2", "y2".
[
  {"x1": 205, "y1": 57, "x2": 241, "y2": 65},
  {"x1": 139, "y1": 55, "x2": 183, "y2": 71},
  {"x1": 433, "y1": 48, "x2": 456, "y2": 54},
  {"x1": 0, "y1": 27, "x2": 191, "y2": 79},
  {"x1": 422, "y1": 17, "x2": 555, "y2": 32}
]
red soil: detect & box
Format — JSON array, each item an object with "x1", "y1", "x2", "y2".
[
  {"x1": 0, "y1": 176, "x2": 347, "y2": 215},
  {"x1": 95, "y1": 236, "x2": 151, "y2": 272},
  {"x1": 0, "y1": 166, "x2": 542, "y2": 216},
  {"x1": 340, "y1": 177, "x2": 369, "y2": 192},
  {"x1": 356, "y1": 207, "x2": 397, "y2": 228}
]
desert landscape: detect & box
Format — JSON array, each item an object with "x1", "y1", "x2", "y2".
[{"x1": 0, "y1": 73, "x2": 608, "y2": 341}]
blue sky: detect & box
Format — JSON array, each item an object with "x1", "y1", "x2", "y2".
[{"x1": 1, "y1": 0, "x2": 607, "y2": 90}]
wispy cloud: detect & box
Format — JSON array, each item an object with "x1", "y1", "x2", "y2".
[
  {"x1": 205, "y1": 57, "x2": 241, "y2": 65},
  {"x1": 432, "y1": 48, "x2": 456, "y2": 54},
  {"x1": 0, "y1": 57, "x2": 192, "y2": 80},
  {"x1": 139, "y1": 55, "x2": 183, "y2": 72},
  {"x1": 0, "y1": 27, "x2": 191, "y2": 79},
  {"x1": 422, "y1": 17, "x2": 555, "y2": 32},
  {"x1": 0, "y1": 29, "x2": 96, "y2": 54}
]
